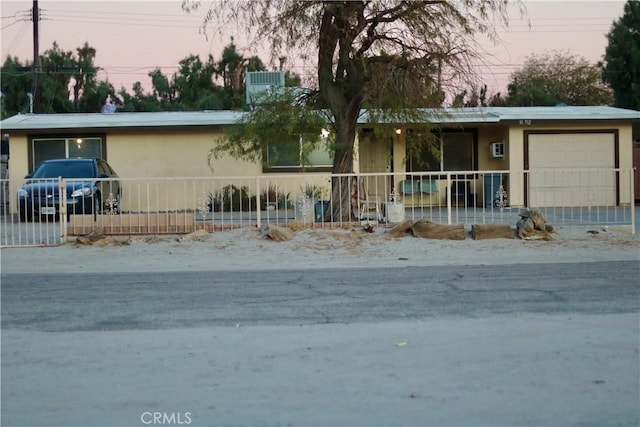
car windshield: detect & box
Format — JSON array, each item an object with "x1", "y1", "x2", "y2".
[{"x1": 31, "y1": 161, "x2": 95, "y2": 179}]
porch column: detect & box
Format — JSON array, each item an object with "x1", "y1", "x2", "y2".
[
  {"x1": 392, "y1": 130, "x2": 405, "y2": 193},
  {"x1": 352, "y1": 132, "x2": 360, "y2": 173},
  {"x1": 508, "y1": 127, "x2": 525, "y2": 207}
]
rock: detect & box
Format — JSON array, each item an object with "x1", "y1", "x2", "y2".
[
  {"x1": 74, "y1": 230, "x2": 104, "y2": 245},
  {"x1": 179, "y1": 229, "x2": 211, "y2": 242},
  {"x1": 519, "y1": 209, "x2": 549, "y2": 230},
  {"x1": 92, "y1": 236, "x2": 126, "y2": 247},
  {"x1": 264, "y1": 225, "x2": 295, "y2": 242},
  {"x1": 387, "y1": 219, "x2": 414, "y2": 237},
  {"x1": 517, "y1": 209, "x2": 554, "y2": 240},
  {"x1": 471, "y1": 224, "x2": 514, "y2": 240},
  {"x1": 516, "y1": 218, "x2": 554, "y2": 240},
  {"x1": 412, "y1": 219, "x2": 465, "y2": 240},
  {"x1": 362, "y1": 223, "x2": 375, "y2": 233}
]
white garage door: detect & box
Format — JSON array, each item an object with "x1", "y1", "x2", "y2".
[{"x1": 528, "y1": 133, "x2": 616, "y2": 207}]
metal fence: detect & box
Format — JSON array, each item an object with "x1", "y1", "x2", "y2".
[{"x1": 1, "y1": 169, "x2": 635, "y2": 247}]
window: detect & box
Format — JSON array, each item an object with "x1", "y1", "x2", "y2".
[
  {"x1": 97, "y1": 159, "x2": 116, "y2": 177},
  {"x1": 266, "y1": 138, "x2": 301, "y2": 167},
  {"x1": 407, "y1": 131, "x2": 476, "y2": 172},
  {"x1": 31, "y1": 137, "x2": 103, "y2": 170},
  {"x1": 264, "y1": 135, "x2": 333, "y2": 171}
]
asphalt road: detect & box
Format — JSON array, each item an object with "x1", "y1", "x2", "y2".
[
  {"x1": 2, "y1": 261, "x2": 638, "y2": 332},
  {"x1": 2, "y1": 261, "x2": 639, "y2": 427}
]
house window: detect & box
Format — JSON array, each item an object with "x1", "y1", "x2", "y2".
[
  {"x1": 266, "y1": 138, "x2": 301, "y2": 167},
  {"x1": 31, "y1": 137, "x2": 103, "y2": 170},
  {"x1": 264, "y1": 135, "x2": 333, "y2": 171},
  {"x1": 407, "y1": 131, "x2": 476, "y2": 172}
]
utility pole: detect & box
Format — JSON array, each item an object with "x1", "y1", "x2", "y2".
[{"x1": 31, "y1": 0, "x2": 40, "y2": 113}]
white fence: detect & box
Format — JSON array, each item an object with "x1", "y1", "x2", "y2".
[{"x1": 1, "y1": 169, "x2": 635, "y2": 247}]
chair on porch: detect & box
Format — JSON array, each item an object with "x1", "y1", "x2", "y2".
[{"x1": 352, "y1": 177, "x2": 383, "y2": 223}]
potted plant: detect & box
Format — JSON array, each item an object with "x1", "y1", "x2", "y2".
[
  {"x1": 260, "y1": 183, "x2": 280, "y2": 210},
  {"x1": 278, "y1": 191, "x2": 291, "y2": 209},
  {"x1": 295, "y1": 184, "x2": 321, "y2": 222},
  {"x1": 208, "y1": 191, "x2": 222, "y2": 212},
  {"x1": 314, "y1": 184, "x2": 331, "y2": 222},
  {"x1": 386, "y1": 187, "x2": 405, "y2": 224}
]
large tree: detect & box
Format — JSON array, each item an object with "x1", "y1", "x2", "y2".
[
  {"x1": 118, "y1": 41, "x2": 269, "y2": 111},
  {"x1": 0, "y1": 56, "x2": 33, "y2": 118},
  {"x1": 602, "y1": 0, "x2": 640, "y2": 111},
  {"x1": 0, "y1": 41, "x2": 115, "y2": 117},
  {"x1": 506, "y1": 51, "x2": 613, "y2": 106},
  {"x1": 184, "y1": 0, "x2": 519, "y2": 219}
]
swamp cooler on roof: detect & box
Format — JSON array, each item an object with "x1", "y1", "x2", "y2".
[{"x1": 245, "y1": 71, "x2": 285, "y2": 105}]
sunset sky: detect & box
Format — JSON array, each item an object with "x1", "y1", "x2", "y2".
[{"x1": 0, "y1": 0, "x2": 627, "y2": 97}]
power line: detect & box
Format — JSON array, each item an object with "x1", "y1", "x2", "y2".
[
  {"x1": 5, "y1": 6, "x2": 621, "y2": 33},
  {"x1": 5, "y1": 21, "x2": 29, "y2": 55},
  {"x1": 2, "y1": 5, "x2": 626, "y2": 86},
  {"x1": 1, "y1": 20, "x2": 21, "y2": 30}
]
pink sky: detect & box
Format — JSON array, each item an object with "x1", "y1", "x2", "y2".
[{"x1": 1, "y1": 0, "x2": 627, "y2": 97}]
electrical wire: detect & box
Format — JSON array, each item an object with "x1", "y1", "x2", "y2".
[
  {"x1": 1, "y1": 20, "x2": 21, "y2": 30},
  {"x1": 33, "y1": 7, "x2": 623, "y2": 32},
  {"x1": 1, "y1": 5, "x2": 629, "y2": 92},
  {"x1": 5, "y1": 22, "x2": 29, "y2": 57}
]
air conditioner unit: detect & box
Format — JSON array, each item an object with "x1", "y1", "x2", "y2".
[
  {"x1": 245, "y1": 71, "x2": 285, "y2": 105},
  {"x1": 490, "y1": 142, "x2": 505, "y2": 158}
]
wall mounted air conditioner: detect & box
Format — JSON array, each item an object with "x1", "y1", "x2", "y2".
[{"x1": 490, "y1": 142, "x2": 505, "y2": 158}]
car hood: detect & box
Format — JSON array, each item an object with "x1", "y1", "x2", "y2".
[{"x1": 20, "y1": 179, "x2": 96, "y2": 197}]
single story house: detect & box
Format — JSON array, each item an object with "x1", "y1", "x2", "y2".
[{"x1": 1, "y1": 105, "x2": 638, "y2": 214}]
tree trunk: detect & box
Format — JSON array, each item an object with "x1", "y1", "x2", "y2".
[
  {"x1": 412, "y1": 220, "x2": 466, "y2": 240},
  {"x1": 317, "y1": 4, "x2": 366, "y2": 222},
  {"x1": 471, "y1": 224, "x2": 514, "y2": 240},
  {"x1": 327, "y1": 116, "x2": 357, "y2": 222}
]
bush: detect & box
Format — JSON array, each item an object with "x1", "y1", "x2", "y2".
[
  {"x1": 209, "y1": 185, "x2": 254, "y2": 212},
  {"x1": 260, "y1": 184, "x2": 280, "y2": 210},
  {"x1": 278, "y1": 191, "x2": 291, "y2": 209},
  {"x1": 300, "y1": 183, "x2": 322, "y2": 200}
]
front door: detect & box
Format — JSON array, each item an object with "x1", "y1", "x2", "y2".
[{"x1": 359, "y1": 136, "x2": 392, "y2": 199}]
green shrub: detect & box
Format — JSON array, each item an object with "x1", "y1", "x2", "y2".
[
  {"x1": 209, "y1": 185, "x2": 254, "y2": 212},
  {"x1": 260, "y1": 184, "x2": 280, "y2": 210}
]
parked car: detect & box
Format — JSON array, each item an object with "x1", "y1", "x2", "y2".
[{"x1": 17, "y1": 158, "x2": 120, "y2": 222}]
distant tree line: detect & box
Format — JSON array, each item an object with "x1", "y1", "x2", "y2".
[
  {"x1": 0, "y1": 39, "x2": 300, "y2": 118},
  {"x1": 1, "y1": 0, "x2": 638, "y2": 119}
]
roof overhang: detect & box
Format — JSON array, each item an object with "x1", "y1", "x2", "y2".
[{"x1": 1, "y1": 106, "x2": 638, "y2": 133}]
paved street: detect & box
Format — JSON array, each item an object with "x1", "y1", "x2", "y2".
[
  {"x1": 1, "y1": 261, "x2": 639, "y2": 331},
  {"x1": 1, "y1": 261, "x2": 639, "y2": 427}
]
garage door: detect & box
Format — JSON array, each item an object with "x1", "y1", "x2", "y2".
[{"x1": 528, "y1": 133, "x2": 616, "y2": 207}]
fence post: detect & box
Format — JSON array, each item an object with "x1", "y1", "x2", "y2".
[
  {"x1": 255, "y1": 176, "x2": 261, "y2": 229},
  {"x1": 631, "y1": 169, "x2": 636, "y2": 235},
  {"x1": 59, "y1": 177, "x2": 67, "y2": 243},
  {"x1": 446, "y1": 173, "x2": 452, "y2": 225}
]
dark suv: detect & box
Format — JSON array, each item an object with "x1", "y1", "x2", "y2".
[{"x1": 17, "y1": 158, "x2": 120, "y2": 222}]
